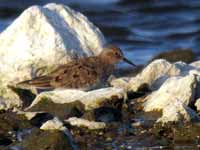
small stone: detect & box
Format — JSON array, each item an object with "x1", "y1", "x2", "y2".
[
  {"x1": 40, "y1": 117, "x2": 65, "y2": 131},
  {"x1": 106, "y1": 137, "x2": 112, "y2": 142},
  {"x1": 27, "y1": 87, "x2": 126, "y2": 111},
  {"x1": 131, "y1": 121, "x2": 142, "y2": 127},
  {"x1": 65, "y1": 117, "x2": 106, "y2": 130}
]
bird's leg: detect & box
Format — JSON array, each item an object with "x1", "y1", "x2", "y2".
[{"x1": 107, "y1": 74, "x2": 117, "y2": 86}]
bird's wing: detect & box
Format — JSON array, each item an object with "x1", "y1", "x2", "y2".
[
  {"x1": 50, "y1": 58, "x2": 101, "y2": 89},
  {"x1": 17, "y1": 58, "x2": 101, "y2": 90},
  {"x1": 16, "y1": 62, "x2": 78, "y2": 89},
  {"x1": 17, "y1": 75, "x2": 53, "y2": 89}
]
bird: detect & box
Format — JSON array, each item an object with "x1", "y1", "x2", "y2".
[{"x1": 17, "y1": 45, "x2": 136, "y2": 91}]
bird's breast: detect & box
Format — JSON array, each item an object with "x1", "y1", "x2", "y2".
[{"x1": 99, "y1": 64, "x2": 115, "y2": 82}]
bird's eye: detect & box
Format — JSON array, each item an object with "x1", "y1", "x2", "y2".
[{"x1": 115, "y1": 52, "x2": 120, "y2": 57}]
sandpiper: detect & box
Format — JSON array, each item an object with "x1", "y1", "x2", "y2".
[{"x1": 17, "y1": 45, "x2": 136, "y2": 90}]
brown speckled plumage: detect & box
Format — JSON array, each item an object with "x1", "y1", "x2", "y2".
[{"x1": 17, "y1": 45, "x2": 136, "y2": 90}]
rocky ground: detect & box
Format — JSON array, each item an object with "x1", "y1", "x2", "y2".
[{"x1": 0, "y1": 3, "x2": 200, "y2": 150}]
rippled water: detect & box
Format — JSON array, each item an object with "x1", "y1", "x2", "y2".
[{"x1": 1, "y1": 0, "x2": 200, "y2": 64}]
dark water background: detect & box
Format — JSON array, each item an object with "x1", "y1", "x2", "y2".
[{"x1": 1, "y1": 0, "x2": 200, "y2": 65}]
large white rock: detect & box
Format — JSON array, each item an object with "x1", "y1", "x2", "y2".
[
  {"x1": 112, "y1": 60, "x2": 200, "y2": 92},
  {"x1": 157, "y1": 100, "x2": 200, "y2": 123},
  {"x1": 143, "y1": 75, "x2": 196, "y2": 112},
  {"x1": 28, "y1": 87, "x2": 126, "y2": 111},
  {"x1": 0, "y1": 3, "x2": 105, "y2": 106}
]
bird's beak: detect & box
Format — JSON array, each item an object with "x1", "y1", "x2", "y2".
[{"x1": 123, "y1": 57, "x2": 136, "y2": 66}]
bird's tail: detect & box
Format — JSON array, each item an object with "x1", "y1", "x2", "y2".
[{"x1": 17, "y1": 76, "x2": 53, "y2": 89}]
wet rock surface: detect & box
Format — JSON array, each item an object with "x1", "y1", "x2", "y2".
[
  {"x1": 11, "y1": 128, "x2": 72, "y2": 150},
  {"x1": 0, "y1": 111, "x2": 32, "y2": 148}
]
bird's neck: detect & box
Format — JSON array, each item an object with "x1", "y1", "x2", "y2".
[
  {"x1": 97, "y1": 56, "x2": 115, "y2": 72},
  {"x1": 98, "y1": 55, "x2": 116, "y2": 66}
]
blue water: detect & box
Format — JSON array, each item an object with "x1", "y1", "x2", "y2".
[
  {"x1": 1, "y1": 0, "x2": 200, "y2": 65},
  {"x1": 0, "y1": 18, "x2": 12, "y2": 31}
]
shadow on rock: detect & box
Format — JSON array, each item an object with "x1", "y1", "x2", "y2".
[{"x1": 27, "y1": 99, "x2": 85, "y2": 120}]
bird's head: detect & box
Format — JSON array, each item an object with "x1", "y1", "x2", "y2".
[{"x1": 99, "y1": 45, "x2": 136, "y2": 66}]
